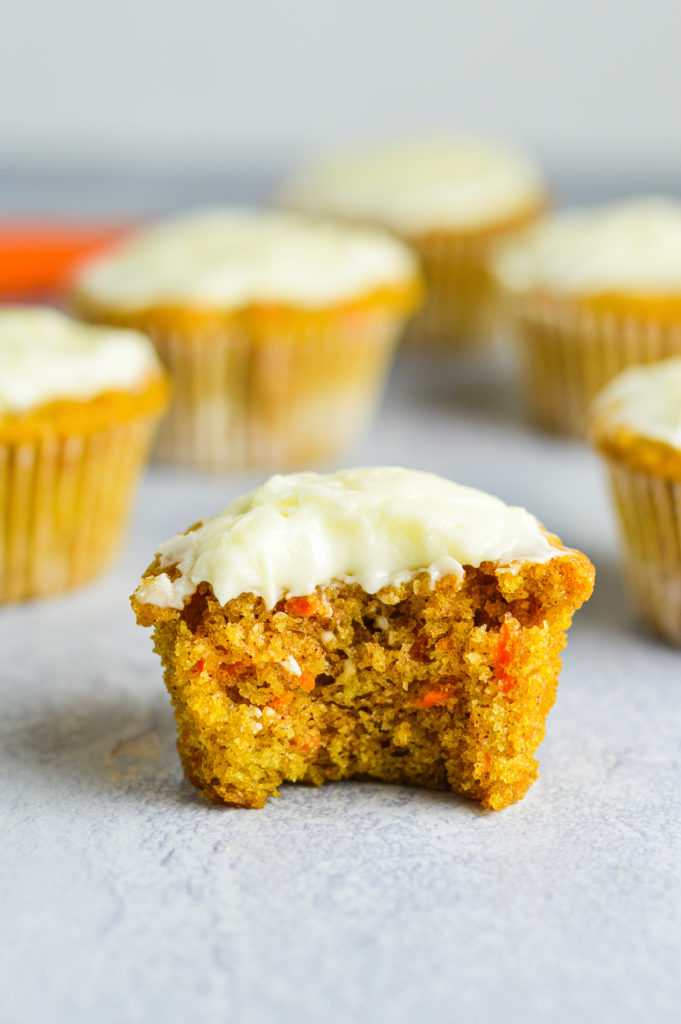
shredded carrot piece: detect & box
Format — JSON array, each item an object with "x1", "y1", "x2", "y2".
[
  {"x1": 192, "y1": 659, "x2": 205, "y2": 674},
  {"x1": 417, "y1": 690, "x2": 451, "y2": 708},
  {"x1": 495, "y1": 616, "x2": 521, "y2": 693},
  {"x1": 285, "y1": 595, "x2": 318, "y2": 617},
  {"x1": 412, "y1": 683, "x2": 457, "y2": 709},
  {"x1": 223, "y1": 661, "x2": 246, "y2": 676},
  {"x1": 298, "y1": 670, "x2": 315, "y2": 693},
  {"x1": 270, "y1": 692, "x2": 292, "y2": 710}
]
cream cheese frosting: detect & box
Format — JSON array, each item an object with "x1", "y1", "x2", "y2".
[
  {"x1": 592, "y1": 357, "x2": 681, "y2": 449},
  {"x1": 74, "y1": 208, "x2": 418, "y2": 312},
  {"x1": 135, "y1": 467, "x2": 561, "y2": 610},
  {"x1": 282, "y1": 138, "x2": 545, "y2": 233},
  {"x1": 0, "y1": 307, "x2": 161, "y2": 415},
  {"x1": 493, "y1": 197, "x2": 681, "y2": 295}
]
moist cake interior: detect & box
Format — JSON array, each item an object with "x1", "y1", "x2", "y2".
[{"x1": 135, "y1": 551, "x2": 593, "y2": 810}]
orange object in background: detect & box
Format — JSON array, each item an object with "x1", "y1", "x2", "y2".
[{"x1": 0, "y1": 222, "x2": 132, "y2": 300}]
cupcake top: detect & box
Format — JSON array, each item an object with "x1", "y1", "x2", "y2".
[
  {"x1": 134, "y1": 467, "x2": 561, "y2": 610},
  {"x1": 74, "y1": 208, "x2": 419, "y2": 313},
  {"x1": 0, "y1": 307, "x2": 162, "y2": 415},
  {"x1": 494, "y1": 197, "x2": 681, "y2": 296},
  {"x1": 592, "y1": 357, "x2": 681, "y2": 451},
  {"x1": 281, "y1": 138, "x2": 545, "y2": 233}
]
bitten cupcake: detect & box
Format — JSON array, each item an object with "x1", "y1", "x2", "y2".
[
  {"x1": 0, "y1": 307, "x2": 169, "y2": 601},
  {"x1": 591, "y1": 358, "x2": 681, "y2": 644},
  {"x1": 494, "y1": 197, "x2": 681, "y2": 436},
  {"x1": 72, "y1": 208, "x2": 421, "y2": 471},
  {"x1": 132, "y1": 467, "x2": 593, "y2": 810},
  {"x1": 281, "y1": 137, "x2": 547, "y2": 349}
]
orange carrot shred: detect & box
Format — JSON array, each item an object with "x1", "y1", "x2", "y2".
[
  {"x1": 495, "y1": 616, "x2": 521, "y2": 693},
  {"x1": 298, "y1": 671, "x2": 315, "y2": 693},
  {"x1": 412, "y1": 683, "x2": 457, "y2": 709},
  {"x1": 270, "y1": 692, "x2": 292, "y2": 710},
  {"x1": 223, "y1": 661, "x2": 245, "y2": 676},
  {"x1": 285, "y1": 596, "x2": 318, "y2": 617}
]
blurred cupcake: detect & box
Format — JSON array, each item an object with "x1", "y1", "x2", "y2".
[
  {"x1": 0, "y1": 307, "x2": 169, "y2": 601},
  {"x1": 591, "y1": 357, "x2": 681, "y2": 644},
  {"x1": 72, "y1": 208, "x2": 420, "y2": 471},
  {"x1": 494, "y1": 197, "x2": 681, "y2": 436},
  {"x1": 281, "y1": 137, "x2": 547, "y2": 349}
]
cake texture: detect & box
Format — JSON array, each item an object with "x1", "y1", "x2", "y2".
[
  {"x1": 494, "y1": 197, "x2": 681, "y2": 436},
  {"x1": 0, "y1": 307, "x2": 169, "y2": 601},
  {"x1": 72, "y1": 208, "x2": 421, "y2": 471},
  {"x1": 591, "y1": 358, "x2": 681, "y2": 644},
  {"x1": 281, "y1": 137, "x2": 547, "y2": 349},
  {"x1": 132, "y1": 468, "x2": 594, "y2": 809}
]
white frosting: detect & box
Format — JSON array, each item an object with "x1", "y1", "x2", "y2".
[
  {"x1": 494, "y1": 197, "x2": 681, "y2": 295},
  {"x1": 75, "y1": 208, "x2": 418, "y2": 312},
  {"x1": 592, "y1": 357, "x2": 681, "y2": 449},
  {"x1": 135, "y1": 467, "x2": 560, "y2": 611},
  {"x1": 282, "y1": 138, "x2": 545, "y2": 232},
  {"x1": 0, "y1": 307, "x2": 161, "y2": 414}
]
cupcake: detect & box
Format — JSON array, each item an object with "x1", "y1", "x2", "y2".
[
  {"x1": 493, "y1": 197, "x2": 681, "y2": 436},
  {"x1": 132, "y1": 467, "x2": 594, "y2": 810},
  {"x1": 0, "y1": 307, "x2": 169, "y2": 601},
  {"x1": 591, "y1": 358, "x2": 681, "y2": 644},
  {"x1": 72, "y1": 208, "x2": 420, "y2": 471},
  {"x1": 281, "y1": 137, "x2": 547, "y2": 349}
]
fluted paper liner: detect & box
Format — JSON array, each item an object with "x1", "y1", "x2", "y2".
[
  {"x1": 508, "y1": 293, "x2": 681, "y2": 436},
  {"x1": 605, "y1": 457, "x2": 681, "y2": 645},
  {"x1": 403, "y1": 206, "x2": 544, "y2": 350},
  {"x1": 132, "y1": 311, "x2": 402, "y2": 471},
  {"x1": 0, "y1": 417, "x2": 157, "y2": 602},
  {"x1": 402, "y1": 232, "x2": 497, "y2": 349}
]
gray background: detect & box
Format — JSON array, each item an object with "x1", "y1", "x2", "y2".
[{"x1": 1, "y1": 0, "x2": 681, "y2": 179}]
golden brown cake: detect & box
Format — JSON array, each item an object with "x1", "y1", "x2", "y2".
[
  {"x1": 132, "y1": 468, "x2": 593, "y2": 809},
  {"x1": 0, "y1": 307, "x2": 169, "y2": 601},
  {"x1": 591, "y1": 358, "x2": 681, "y2": 644},
  {"x1": 72, "y1": 209, "x2": 421, "y2": 471},
  {"x1": 281, "y1": 138, "x2": 547, "y2": 350},
  {"x1": 493, "y1": 197, "x2": 681, "y2": 436}
]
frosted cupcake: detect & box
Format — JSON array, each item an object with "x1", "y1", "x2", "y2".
[
  {"x1": 494, "y1": 197, "x2": 681, "y2": 436},
  {"x1": 281, "y1": 137, "x2": 547, "y2": 349},
  {"x1": 0, "y1": 308, "x2": 169, "y2": 601},
  {"x1": 591, "y1": 358, "x2": 681, "y2": 644},
  {"x1": 72, "y1": 208, "x2": 421, "y2": 471},
  {"x1": 132, "y1": 467, "x2": 593, "y2": 810}
]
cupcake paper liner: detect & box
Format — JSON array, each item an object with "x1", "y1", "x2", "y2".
[
  {"x1": 403, "y1": 207, "x2": 544, "y2": 351},
  {"x1": 402, "y1": 231, "x2": 497, "y2": 349},
  {"x1": 507, "y1": 293, "x2": 681, "y2": 436},
  {"x1": 605, "y1": 457, "x2": 681, "y2": 645},
  {"x1": 132, "y1": 309, "x2": 403, "y2": 471},
  {"x1": 0, "y1": 417, "x2": 157, "y2": 601}
]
